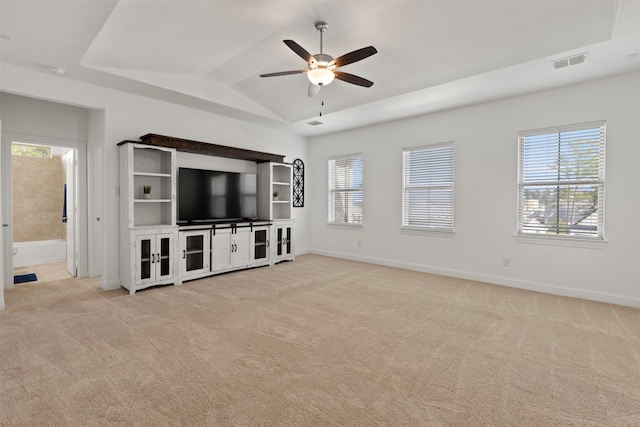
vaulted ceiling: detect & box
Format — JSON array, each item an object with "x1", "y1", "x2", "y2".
[{"x1": 1, "y1": 0, "x2": 639, "y2": 136}]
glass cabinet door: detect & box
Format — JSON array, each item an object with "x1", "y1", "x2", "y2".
[
  {"x1": 185, "y1": 234, "x2": 204, "y2": 272},
  {"x1": 285, "y1": 227, "x2": 292, "y2": 255},
  {"x1": 254, "y1": 229, "x2": 268, "y2": 260},
  {"x1": 139, "y1": 237, "x2": 152, "y2": 280},
  {"x1": 276, "y1": 228, "x2": 283, "y2": 256},
  {"x1": 158, "y1": 235, "x2": 172, "y2": 278}
]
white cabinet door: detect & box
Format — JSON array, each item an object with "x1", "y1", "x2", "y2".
[
  {"x1": 135, "y1": 232, "x2": 175, "y2": 285},
  {"x1": 155, "y1": 233, "x2": 175, "y2": 282},
  {"x1": 250, "y1": 226, "x2": 270, "y2": 265},
  {"x1": 179, "y1": 230, "x2": 210, "y2": 278},
  {"x1": 272, "y1": 221, "x2": 294, "y2": 264},
  {"x1": 211, "y1": 228, "x2": 232, "y2": 272},
  {"x1": 232, "y1": 227, "x2": 251, "y2": 267},
  {"x1": 135, "y1": 234, "x2": 155, "y2": 285}
]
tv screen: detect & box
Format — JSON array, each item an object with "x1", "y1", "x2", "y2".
[{"x1": 178, "y1": 168, "x2": 257, "y2": 222}]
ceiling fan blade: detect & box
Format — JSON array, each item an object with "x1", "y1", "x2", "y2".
[
  {"x1": 260, "y1": 70, "x2": 307, "y2": 78},
  {"x1": 334, "y1": 71, "x2": 374, "y2": 87},
  {"x1": 331, "y1": 46, "x2": 377, "y2": 68},
  {"x1": 283, "y1": 40, "x2": 314, "y2": 64},
  {"x1": 308, "y1": 84, "x2": 321, "y2": 97}
]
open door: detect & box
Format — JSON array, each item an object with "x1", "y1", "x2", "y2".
[
  {"x1": 1, "y1": 120, "x2": 7, "y2": 308},
  {"x1": 63, "y1": 149, "x2": 77, "y2": 277}
]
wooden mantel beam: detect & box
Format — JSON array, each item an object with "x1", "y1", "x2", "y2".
[{"x1": 117, "y1": 133, "x2": 284, "y2": 164}]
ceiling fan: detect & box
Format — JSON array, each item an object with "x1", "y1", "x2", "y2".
[{"x1": 260, "y1": 21, "x2": 377, "y2": 97}]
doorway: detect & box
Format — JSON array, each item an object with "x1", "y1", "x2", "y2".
[{"x1": 2, "y1": 134, "x2": 88, "y2": 290}]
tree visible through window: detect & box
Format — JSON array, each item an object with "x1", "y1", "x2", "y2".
[
  {"x1": 12, "y1": 143, "x2": 51, "y2": 158},
  {"x1": 328, "y1": 154, "x2": 363, "y2": 224},
  {"x1": 517, "y1": 122, "x2": 605, "y2": 239},
  {"x1": 402, "y1": 142, "x2": 454, "y2": 230}
]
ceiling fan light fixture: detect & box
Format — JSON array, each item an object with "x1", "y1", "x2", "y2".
[{"x1": 308, "y1": 68, "x2": 334, "y2": 86}]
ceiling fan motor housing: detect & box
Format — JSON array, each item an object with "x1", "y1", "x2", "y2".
[
  {"x1": 311, "y1": 53, "x2": 334, "y2": 69},
  {"x1": 315, "y1": 21, "x2": 328, "y2": 32}
]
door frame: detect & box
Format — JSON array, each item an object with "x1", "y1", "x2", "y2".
[{"x1": 1, "y1": 132, "x2": 89, "y2": 289}]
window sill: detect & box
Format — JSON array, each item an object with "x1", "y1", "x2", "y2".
[
  {"x1": 400, "y1": 227, "x2": 455, "y2": 238},
  {"x1": 327, "y1": 222, "x2": 363, "y2": 229},
  {"x1": 513, "y1": 234, "x2": 608, "y2": 249}
]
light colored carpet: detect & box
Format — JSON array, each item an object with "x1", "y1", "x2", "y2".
[{"x1": 1, "y1": 254, "x2": 638, "y2": 426}]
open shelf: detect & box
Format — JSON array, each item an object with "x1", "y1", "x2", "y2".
[
  {"x1": 121, "y1": 143, "x2": 176, "y2": 228},
  {"x1": 258, "y1": 162, "x2": 292, "y2": 221}
]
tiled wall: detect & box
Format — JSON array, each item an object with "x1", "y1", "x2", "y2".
[{"x1": 12, "y1": 155, "x2": 65, "y2": 242}]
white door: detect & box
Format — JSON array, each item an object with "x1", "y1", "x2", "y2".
[
  {"x1": 232, "y1": 228, "x2": 251, "y2": 267},
  {"x1": 211, "y1": 228, "x2": 232, "y2": 272},
  {"x1": 1, "y1": 125, "x2": 14, "y2": 293},
  {"x1": 63, "y1": 149, "x2": 77, "y2": 277},
  {"x1": 1, "y1": 120, "x2": 10, "y2": 303}
]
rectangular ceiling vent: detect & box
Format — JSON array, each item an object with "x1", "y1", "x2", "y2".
[
  {"x1": 553, "y1": 52, "x2": 588, "y2": 69},
  {"x1": 307, "y1": 120, "x2": 323, "y2": 126}
]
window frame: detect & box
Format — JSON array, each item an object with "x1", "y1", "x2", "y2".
[
  {"x1": 328, "y1": 153, "x2": 364, "y2": 226},
  {"x1": 516, "y1": 121, "x2": 606, "y2": 242},
  {"x1": 401, "y1": 141, "x2": 455, "y2": 233}
]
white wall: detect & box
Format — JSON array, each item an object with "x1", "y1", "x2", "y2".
[
  {"x1": 308, "y1": 72, "x2": 640, "y2": 307},
  {"x1": 0, "y1": 93, "x2": 92, "y2": 278},
  {"x1": 0, "y1": 92, "x2": 89, "y2": 140},
  {"x1": 1, "y1": 63, "x2": 309, "y2": 290}
]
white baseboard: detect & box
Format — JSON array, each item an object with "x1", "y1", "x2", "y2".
[
  {"x1": 0, "y1": 298, "x2": 5, "y2": 311},
  {"x1": 310, "y1": 250, "x2": 640, "y2": 308}
]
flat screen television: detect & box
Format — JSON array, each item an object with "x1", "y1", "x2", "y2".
[{"x1": 178, "y1": 167, "x2": 257, "y2": 223}]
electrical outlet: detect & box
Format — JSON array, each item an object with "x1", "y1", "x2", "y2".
[
  {"x1": 502, "y1": 257, "x2": 511, "y2": 267},
  {"x1": 112, "y1": 187, "x2": 120, "y2": 196},
  {"x1": 357, "y1": 241, "x2": 362, "y2": 248}
]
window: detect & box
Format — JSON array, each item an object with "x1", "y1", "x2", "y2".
[
  {"x1": 328, "y1": 154, "x2": 363, "y2": 224},
  {"x1": 11, "y1": 143, "x2": 51, "y2": 158},
  {"x1": 402, "y1": 142, "x2": 454, "y2": 231},
  {"x1": 517, "y1": 121, "x2": 605, "y2": 239}
]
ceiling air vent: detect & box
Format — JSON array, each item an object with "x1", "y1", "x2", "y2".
[
  {"x1": 553, "y1": 53, "x2": 588, "y2": 69},
  {"x1": 307, "y1": 120, "x2": 323, "y2": 126}
]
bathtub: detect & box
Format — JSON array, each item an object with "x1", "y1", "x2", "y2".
[{"x1": 13, "y1": 239, "x2": 66, "y2": 266}]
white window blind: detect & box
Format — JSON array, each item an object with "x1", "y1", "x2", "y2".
[
  {"x1": 328, "y1": 154, "x2": 363, "y2": 224},
  {"x1": 517, "y1": 121, "x2": 605, "y2": 239},
  {"x1": 402, "y1": 142, "x2": 454, "y2": 230}
]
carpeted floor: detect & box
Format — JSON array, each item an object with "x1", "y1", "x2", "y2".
[{"x1": 1, "y1": 254, "x2": 639, "y2": 426}]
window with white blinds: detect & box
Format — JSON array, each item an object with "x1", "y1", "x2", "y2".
[
  {"x1": 517, "y1": 121, "x2": 605, "y2": 239},
  {"x1": 328, "y1": 154, "x2": 363, "y2": 224},
  {"x1": 402, "y1": 142, "x2": 454, "y2": 230}
]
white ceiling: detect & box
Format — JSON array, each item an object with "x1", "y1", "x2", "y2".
[{"x1": 1, "y1": 0, "x2": 639, "y2": 137}]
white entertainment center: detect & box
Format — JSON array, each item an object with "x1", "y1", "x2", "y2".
[{"x1": 118, "y1": 134, "x2": 295, "y2": 294}]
